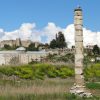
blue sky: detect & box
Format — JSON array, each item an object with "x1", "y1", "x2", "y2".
[
  {"x1": 0, "y1": 0, "x2": 100, "y2": 47},
  {"x1": 0, "y1": 0, "x2": 99, "y2": 31}
]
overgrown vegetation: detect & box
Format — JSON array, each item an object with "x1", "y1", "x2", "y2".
[
  {"x1": 0, "y1": 63, "x2": 100, "y2": 99},
  {"x1": 0, "y1": 93, "x2": 99, "y2": 100},
  {"x1": 0, "y1": 94, "x2": 66, "y2": 100},
  {"x1": 0, "y1": 78, "x2": 73, "y2": 100},
  {"x1": 86, "y1": 82, "x2": 100, "y2": 89},
  {"x1": 47, "y1": 53, "x2": 74, "y2": 63},
  {"x1": 3, "y1": 44, "x2": 17, "y2": 50},
  {"x1": 0, "y1": 63, "x2": 100, "y2": 81},
  {"x1": 84, "y1": 63, "x2": 100, "y2": 81},
  {"x1": 26, "y1": 43, "x2": 39, "y2": 51},
  {"x1": 0, "y1": 64, "x2": 74, "y2": 80},
  {"x1": 50, "y1": 31, "x2": 67, "y2": 49},
  {"x1": 66, "y1": 93, "x2": 100, "y2": 100},
  {"x1": 92, "y1": 45, "x2": 100, "y2": 55},
  {"x1": 0, "y1": 78, "x2": 99, "y2": 100}
]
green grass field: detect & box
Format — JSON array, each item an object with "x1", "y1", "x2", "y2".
[{"x1": 0, "y1": 63, "x2": 99, "y2": 100}]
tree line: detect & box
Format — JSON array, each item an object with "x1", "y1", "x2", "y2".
[{"x1": 50, "y1": 31, "x2": 67, "y2": 49}]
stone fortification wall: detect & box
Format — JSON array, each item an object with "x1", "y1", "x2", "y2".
[
  {"x1": 0, "y1": 39, "x2": 40, "y2": 48},
  {"x1": 0, "y1": 40, "x2": 16, "y2": 48},
  {"x1": 46, "y1": 48, "x2": 75, "y2": 55},
  {"x1": 0, "y1": 51, "x2": 47, "y2": 65}
]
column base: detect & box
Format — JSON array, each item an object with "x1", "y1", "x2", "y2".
[{"x1": 70, "y1": 84, "x2": 92, "y2": 97}]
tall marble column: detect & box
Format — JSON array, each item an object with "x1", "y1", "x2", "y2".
[
  {"x1": 70, "y1": 7, "x2": 92, "y2": 97},
  {"x1": 74, "y1": 7, "x2": 84, "y2": 89}
]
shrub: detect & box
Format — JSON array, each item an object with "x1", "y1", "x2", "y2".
[
  {"x1": 33, "y1": 68, "x2": 45, "y2": 80},
  {"x1": 47, "y1": 66, "x2": 57, "y2": 78},
  {"x1": 14, "y1": 67, "x2": 34, "y2": 79},
  {"x1": 59, "y1": 66, "x2": 74, "y2": 78},
  {"x1": 0, "y1": 67, "x2": 14, "y2": 76},
  {"x1": 0, "y1": 64, "x2": 74, "y2": 80},
  {"x1": 84, "y1": 63, "x2": 100, "y2": 81},
  {"x1": 86, "y1": 82, "x2": 100, "y2": 89}
]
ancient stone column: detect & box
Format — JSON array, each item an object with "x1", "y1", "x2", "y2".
[
  {"x1": 70, "y1": 7, "x2": 92, "y2": 97},
  {"x1": 74, "y1": 7, "x2": 84, "y2": 89}
]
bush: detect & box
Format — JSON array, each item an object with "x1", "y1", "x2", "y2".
[
  {"x1": 58, "y1": 67, "x2": 74, "y2": 78},
  {"x1": 47, "y1": 66, "x2": 58, "y2": 78},
  {"x1": 0, "y1": 67, "x2": 14, "y2": 76},
  {"x1": 33, "y1": 68, "x2": 45, "y2": 80},
  {"x1": 84, "y1": 63, "x2": 100, "y2": 81},
  {"x1": 86, "y1": 82, "x2": 100, "y2": 89},
  {"x1": 0, "y1": 64, "x2": 74, "y2": 80},
  {"x1": 14, "y1": 67, "x2": 34, "y2": 79}
]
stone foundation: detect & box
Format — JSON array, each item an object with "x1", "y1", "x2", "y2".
[{"x1": 70, "y1": 84, "x2": 92, "y2": 97}]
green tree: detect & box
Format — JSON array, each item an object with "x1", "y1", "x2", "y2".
[
  {"x1": 50, "y1": 39, "x2": 57, "y2": 49},
  {"x1": 44, "y1": 43, "x2": 49, "y2": 49},
  {"x1": 92, "y1": 45, "x2": 100, "y2": 55},
  {"x1": 56, "y1": 32, "x2": 67, "y2": 48},
  {"x1": 50, "y1": 31, "x2": 67, "y2": 49},
  {"x1": 4, "y1": 44, "x2": 12, "y2": 50},
  {"x1": 27, "y1": 43, "x2": 38, "y2": 51}
]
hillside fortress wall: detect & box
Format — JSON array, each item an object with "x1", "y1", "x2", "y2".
[{"x1": 0, "y1": 38, "x2": 40, "y2": 48}]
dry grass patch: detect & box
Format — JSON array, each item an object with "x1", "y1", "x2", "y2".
[{"x1": 0, "y1": 78, "x2": 74, "y2": 96}]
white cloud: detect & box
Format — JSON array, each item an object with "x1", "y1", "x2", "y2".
[
  {"x1": 0, "y1": 29, "x2": 4, "y2": 38},
  {"x1": 0, "y1": 22, "x2": 100, "y2": 48},
  {"x1": 2, "y1": 30, "x2": 19, "y2": 40},
  {"x1": 63, "y1": 24, "x2": 75, "y2": 47},
  {"x1": 83, "y1": 28, "x2": 97, "y2": 46},
  {"x1": 1, "y1": 23, "x2": 37, "y2": 41},
  {"x1": 97, "y1": 32, "x2": 100, "y2": 46},
  {"x1": 19, "y1": 23, "x2": 36, "y2": 40},
  {"x1": 63, "y1": 24, "x2": 100, "y2": 47},
  {"x1": 43, "y1": 22, "x2": 63, "y2": 43}
]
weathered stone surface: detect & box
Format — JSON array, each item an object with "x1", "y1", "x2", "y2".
[
  {"x1": 75, "y1": 35, "x2": 83, "y2": 41},
  {"x1": 74, "y1": 7, "x2": 84, "y2": 85},
  {"x1": 75, "y1": 68, "x2": 83, "y2": 74},
  {"x1": 70, "y1": 7, "x2": 92, "y2": 97},
  {"x1": 74, "y1": 11, "x2": 82, "y2": 16},
  {"x1": 70, "y1": 85, "x2": 92, "y2": 97},
  {"x1": 0, "y1": 51, "x2": 47, "y2": 65}
]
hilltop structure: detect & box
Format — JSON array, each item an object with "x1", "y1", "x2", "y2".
[
  {"x1": 70, "y1": 7, "x2": 92, "y2": 97},
  {"x1": 0, "y1": 38, "x2": 40, "y2": 48}
]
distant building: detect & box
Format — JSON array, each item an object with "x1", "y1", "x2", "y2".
[
  {"x1": 86, "y1": 44, "x2": 94, "y2": 50},
  {"x1": 0, "y1": 40, "x2": 16, "y2": 48},
  {"x1": 0, "y1": 38, "x2": 40, "y2": 48}
]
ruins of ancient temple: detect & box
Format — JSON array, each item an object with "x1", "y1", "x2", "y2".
[{"x1": 70, "y1": 7, "x2": 92, "y2": 97}]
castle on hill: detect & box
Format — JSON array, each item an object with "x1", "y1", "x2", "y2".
[{"x1": 0, "y1": 38, "x2": 40, "y2": 48}]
